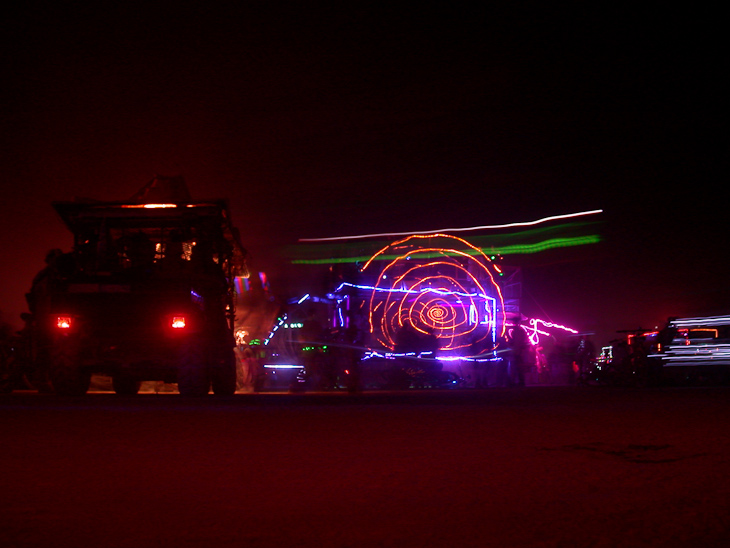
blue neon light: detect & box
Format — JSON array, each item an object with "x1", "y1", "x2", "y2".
[{"x1": 334, "y1": 282, "x2": 496, "y2": 304}]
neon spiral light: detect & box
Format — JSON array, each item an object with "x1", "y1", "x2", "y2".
[{"x1": 361, "y1": 234, "x2": 506, "y2": 355}]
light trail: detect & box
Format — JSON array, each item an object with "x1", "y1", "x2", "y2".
[
  {"x1": 670, "y1": 315, "x2": 730, "y2": 328},
  {"x1": 298, "y1": 209, "x2": 603, "y2": 242},
  {"x1": 291, "y1": 235, "x2": 601, "y2": 264},
  {"x1": 655, "y1": 344, "x2": 730, "y2": 366}
]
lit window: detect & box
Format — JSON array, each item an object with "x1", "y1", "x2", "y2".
[{"x1": 182, "y1": 241, "x2": 195, "y2": 261}]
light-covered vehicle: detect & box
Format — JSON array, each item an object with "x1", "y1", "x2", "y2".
[{"x1": 655, "y1": 315, "x2": 730, "y2": 384}]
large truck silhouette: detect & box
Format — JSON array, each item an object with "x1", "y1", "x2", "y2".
[{"x1": 24, "y1": 176, "x2": 248, "y2": 396}]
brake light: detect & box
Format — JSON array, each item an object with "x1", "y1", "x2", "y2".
[
  {"x1": 171, "y1": 316, "x2": 186, "y2": 329},
  {"x1": 56, "y1": 316, "x2": 72, "y2": 329}
]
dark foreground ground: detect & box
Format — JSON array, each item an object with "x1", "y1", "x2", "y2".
[{"x1": 1, "y1": 386, "x2": 729, "y2": 548}]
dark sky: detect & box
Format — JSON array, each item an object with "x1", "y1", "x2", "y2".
[{"x1": 1, "y1": 3, "x2": 726, "y2": 344}]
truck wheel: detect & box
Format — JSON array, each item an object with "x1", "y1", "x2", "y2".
[
  {"x1": 210, "y1": 347, "x2": 237, "y2": 396},
  {"x1": 28, "y1": 369, "x2": 54, "y2": 393},
  {"x1": 0, "y1": 347, "x2": 15, "y2": 393},
  {"x1": 112, "y1": 374, "x2": 141, "y2": 395},
  {"x1": 49, "y1": 343, "x2": 90, "y2": 396},
  {"x1": 178, "y1": 340, "x2": 210, "y2": 396},
  {"x1": 29, "y1": 345, "x2": 54, "y2": 393}
]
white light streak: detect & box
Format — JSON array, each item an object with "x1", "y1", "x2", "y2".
[
  {"x1": 656, "y1": 343, "x2": 730, "y2": 366},
  {"x1": 299, "y1": 209, "x2": 603, "y2": 242},
  {"x1": 670, "y1": 315, "x2": 730, "y2": 328}
]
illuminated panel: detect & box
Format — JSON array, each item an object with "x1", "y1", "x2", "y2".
[{"x1": 361, "y1": 234, "x2": 505, "y2": 356}]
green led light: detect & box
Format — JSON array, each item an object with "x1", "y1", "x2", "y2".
[{"x1": 291, "y1": 235, "x2": 601, "y2": 265}]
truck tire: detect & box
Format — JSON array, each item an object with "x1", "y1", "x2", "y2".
[
  {"x1": 178, "y1": 340, "x2": 209, "y2": 396},
  {"x1": 49, "y1": 342, "x2": 90, "y2": 396},
  {"x1": 112, "y1": 374, "x2": 141, "y2": 395},
  {"x1": 0, "y1": 346, "x2": 15, "y2": 393},
  {"x1": 210, "y1": 347, "x2": 237, "y2": 396}
]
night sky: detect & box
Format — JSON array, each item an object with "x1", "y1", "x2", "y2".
[{"x1": 1, "y1": 3, "x2": 725, "y2": 345}]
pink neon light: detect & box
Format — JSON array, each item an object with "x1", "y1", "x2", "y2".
[{"x1": 506, "y1": 318, "x2": 580, "y2": 346}]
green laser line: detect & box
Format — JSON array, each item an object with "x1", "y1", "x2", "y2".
[{"x1": 290, "y1": 235, "x2": 601, "y2": 265}]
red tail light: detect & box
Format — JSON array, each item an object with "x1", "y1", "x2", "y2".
[
  {"x1": 56, "y1": 316, "x2": 72, "y2": 329},
  {"x1": 171, "y1": 316, "x2": 186, "y2": 329}
]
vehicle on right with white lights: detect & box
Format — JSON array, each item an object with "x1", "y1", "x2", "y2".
[{"x1": 654, "y1": 315, "x2": 730, "y2": 385}]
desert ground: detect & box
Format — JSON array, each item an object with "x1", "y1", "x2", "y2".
[{"x1": 1, "y1": 386, "x2": 729, "y2": 547}]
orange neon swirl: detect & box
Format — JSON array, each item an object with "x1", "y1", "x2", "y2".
[{"x1": 362, "y1": 234, "x2": 506, "y2": 354}]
